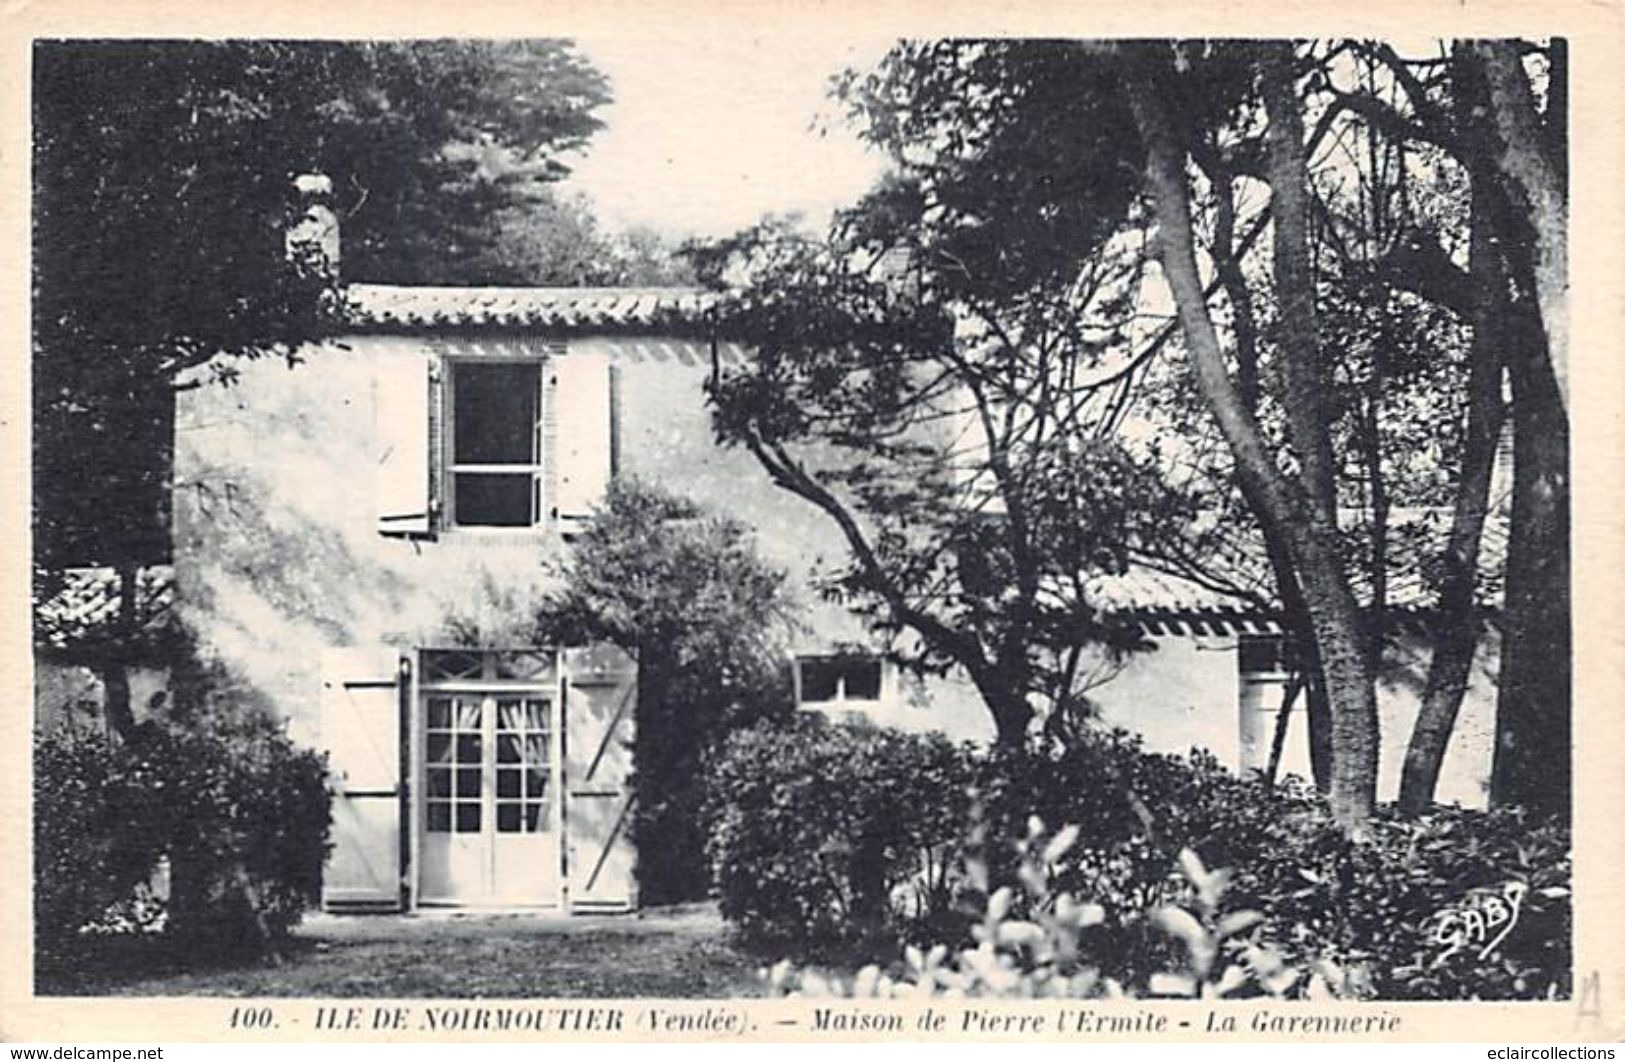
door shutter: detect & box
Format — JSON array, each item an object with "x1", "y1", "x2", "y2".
[
  {"x1": 319, "y1": 647, "x2": 405, "y2": 911},
  {"x1": 552, "y1": 353, "x2": 613, "y2": 522},
  {"x1": 561, "y1": 643, "x2": 637, "y2": 912},
  {"x1": 376, "y1": 346, "x2": 433, "y2": 535}
]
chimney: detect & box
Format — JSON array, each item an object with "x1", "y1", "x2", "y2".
[{"x1": 287, "y1": 173, "x2": 340, "y2": 277}]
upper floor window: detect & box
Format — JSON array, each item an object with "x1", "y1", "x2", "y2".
[
  {"x1": 374, "y1": 346, "x2": 616, "y2": 538},
  {"x1": 447, "y1": 361, "x2": 543, "y2": 528}
]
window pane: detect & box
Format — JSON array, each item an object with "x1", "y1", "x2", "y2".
[
  {"x1": 427, "y1": 803, "x2": 451, "y2": 833},
  {"x1": 525, "y1": 764, "x2": 548, "y2": 798},
  {"x1": 425, "y1": 652, "x2": 482, "y2": 682},
  {"x1": 427, "y1": 698, "x2": 453, "y2": 729},
  {"x1": 497, "y1": 804, "x2": 521, "y2": 833},
  {"x1": 799, "y1": 659, "x2": 839, "y2": 702},
  {"x1": 427, "y1": 767, "x2": 451, "y2": 798},
  {"x1": 1238, "y1": 635, "x2": 1285, "y2": 675},
  {"x1": 497, "y1": 733, "x2": 520, "y2": 764},
  {"x1": 454, "y1": 363, "x2": 539, "y2": 464},
  {"x1": 456, "y1": 734, "x2": 481, "y2": 764},
  {"x1": 427, "y1": 734, "x2": 452, "y2": 765},
  {"x1": 497, "y1": 769, "x2": 521, "y2": 799},
  {"x1": 456, "y1": 767, "x2": 481, "y2": 798},
  {"x1": 455, "y1": 804, "x2": 481, "y2": 834},
  {"x1": 524, "y1": 803, "x2": 546, "y2": 832},
  {"x1": 493, "y1": 652, "x2": 550, "y2": 682},
  {"x1": 843, "y1": 660, "x2": 883, "y2": 700},
  {"x1": 523, "y1": 698, "x2": 548, "y2": 730},
  {"x1": 455, "y1": 473, "x2": 533, "y2": 527}
]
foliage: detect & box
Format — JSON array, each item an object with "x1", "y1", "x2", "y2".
[
  {"x1": 33, "y1": 39, "x2": 611, "y2": 568},
  {"x1": 469, "y1": 191, "x2": 697, "y2": 287},
  {"x1": 697, "y1": 203, "x2": 1187, "y2": 744},
  {"x1": 33, "y1": 688, "x2": 331, "y2": 962},
  {"x1": 536, "y1": 481, "x2": 796, "y2": 903},
  {"x1": 33, "y1": 728, "x2": 165, "y2": 951},
  {"x1": 706, "y1": 36, "x2": 1573, "y2": 824},
  {"x1": 765, "y1": 822, "x2": 1331, "y2": 1000},
  {"x1": 702, "y1": 717, "x2": 975, "y2": 954},
  {"x1": 709, "y1": 718, "x2": 1569, "y2": 1000}
]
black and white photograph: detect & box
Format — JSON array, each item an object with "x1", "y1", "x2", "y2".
[{"x1": 9, "y1": 11, "x2": 1619, "y2": 1043}]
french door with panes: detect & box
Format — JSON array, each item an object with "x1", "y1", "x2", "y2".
[{"x1": 420, "y1": 650, "x2": 559, "y2": 905}]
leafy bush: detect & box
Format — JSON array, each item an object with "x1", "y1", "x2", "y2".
[
  {"x1": 765, "y1": 820, "x2": 1344, "y2": 1000},
  {"x1": 537, "y1": 481, "x2": 796, "y2": 904},
  {"x1": 33, "y1": 728, "x2": 165, "y2": 952},
  {"x1": 145, "y1": 713, "x2": 332, "y2": 949},
  {"x1": 33, "y1": 705, "x2": 331, "y2": 959},
  {"x1": 1238, "y1": 803, "x2": 1572, "y2": 1000},
  {"x1": 703, "y1": 716, "x2": 974, "y2": 953},
  {"x1": 709, "y1": 718, "x2": 1570, "y2": 1000}
]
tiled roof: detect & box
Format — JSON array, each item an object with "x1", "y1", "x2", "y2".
[
  {"x1": 1091, "y1": 507, "x2": 1509, "y2": 636},
  {"x1": 34, "y1": 566, "x2": 175, "y2": 652},
  {"x1": 346, "y1": 284, "x2": 717, "y2": 334}
]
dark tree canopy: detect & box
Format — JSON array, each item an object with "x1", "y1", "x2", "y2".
[{"x1": 32, "y1": 39, "x2": 614, "y2": 568}]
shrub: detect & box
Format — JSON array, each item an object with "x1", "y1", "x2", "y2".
[
  {"x1": 1239, "y1": 803, "x2": 1572, "y2": 1000},
  {"x1": 147, "y1": 713, "x2": 332, "y2": 948},
  {"x1": 33, "y1": 727, "x2": 166, "y2": 955},
  {"x1": 711, "y1": 719, "x2": 1570, "y2": 1000},
  {"x1": 537, "y1": 481, "x2": 796, "y2": 904},
  {"x1": 765, "y1": 820, "x2": 1337, "y2": 1000},
  {"x1": 703, "y1": 716, "x2": 974, "y2": 953},
  {"x1": 32, "y1": 703, "x2": 331, "y2": 958}
]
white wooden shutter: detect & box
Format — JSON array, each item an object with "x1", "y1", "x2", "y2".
[
  {"x1": 562, "y1": 643, "x2": 637, "y2": 912},
  {"x1": 319, "y1": 647, "x2": 405, "y2": 911},
  {"x1": 552, "y1": 353, "x2": 613, "y2": 522},
  {"x1": 376, "y1": 346, "x2": 433, "y2": 535}
]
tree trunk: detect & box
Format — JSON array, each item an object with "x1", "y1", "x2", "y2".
[
  {"x1": 1491, "y1": 304, "x2": 1570, "y2": 816},
  {"x1": 1298, "y1": 627, "x2": 1335, "y2": 791},
  {"x1": 1124, "y1": 52, "x2": 1379, "y2": 833},
  {"x1": 1257, "y1": 44, "x2": 1381, "y2": 829},
  {"x1": 1474, "y1": 40, "x2": 1568, "y2": 419},
  {"x1": 970, "y1": 664, "x2": 1035, "y2": 748},
  {"x1": 1451, "y1": 43, "x2": 1571, "y2": 818},
  {"x1": 1398, "y1": 183, "x2": 1506, "y2": 813},
  {"x1": 100, "y1": 562, "x2": 141, "y2": 742}
]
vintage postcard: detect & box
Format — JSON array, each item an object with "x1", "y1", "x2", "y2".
[{"x1": 2, "y1": 0, "x2": 1621, "y2": 1046}]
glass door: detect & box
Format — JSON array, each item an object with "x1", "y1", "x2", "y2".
[{"x1": 419, "y1": 652, "x2": 559, "y2": 905}]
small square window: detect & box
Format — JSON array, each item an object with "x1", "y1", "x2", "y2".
[
  {"x1": 1238, "y1": 635, "x2": 1289, "y2": 676},
  {"x1": 797, "y1": 654, "x2": 887, "y2": 708}
]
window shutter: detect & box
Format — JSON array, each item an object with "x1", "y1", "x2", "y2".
[
  {"x1": 561, "y1": 644, "x2": 637, "y2": 911},
  {"x1": 376, "y1": 347, "x2": 433, "y2": 536},
  {"x1": 552, "y1": 353, "x2": 613, "y2": 522},
  {"x1": 319, "y1": 647, "x2": 405, "y2": 911}
]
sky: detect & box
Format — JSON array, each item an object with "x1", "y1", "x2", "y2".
[{"x1": 556, "y1": 35, "x2": 896, "y2": 241}]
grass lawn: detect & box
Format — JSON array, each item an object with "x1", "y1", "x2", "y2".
[{"x1": 37, "y1": 904, "x2": 771, "y2": 998}]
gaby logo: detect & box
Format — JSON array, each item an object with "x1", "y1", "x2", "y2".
[{"x1": 1429, "y1": 880, "x2": 1529, "y2": 963}]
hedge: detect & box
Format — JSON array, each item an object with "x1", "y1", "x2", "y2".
[
  {"x1": 34, "y1": 711, "x2": 330, "y2": 960},
  {"x1": 702, "y1": 718, "x2": 1571, "y2": 1000}
]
